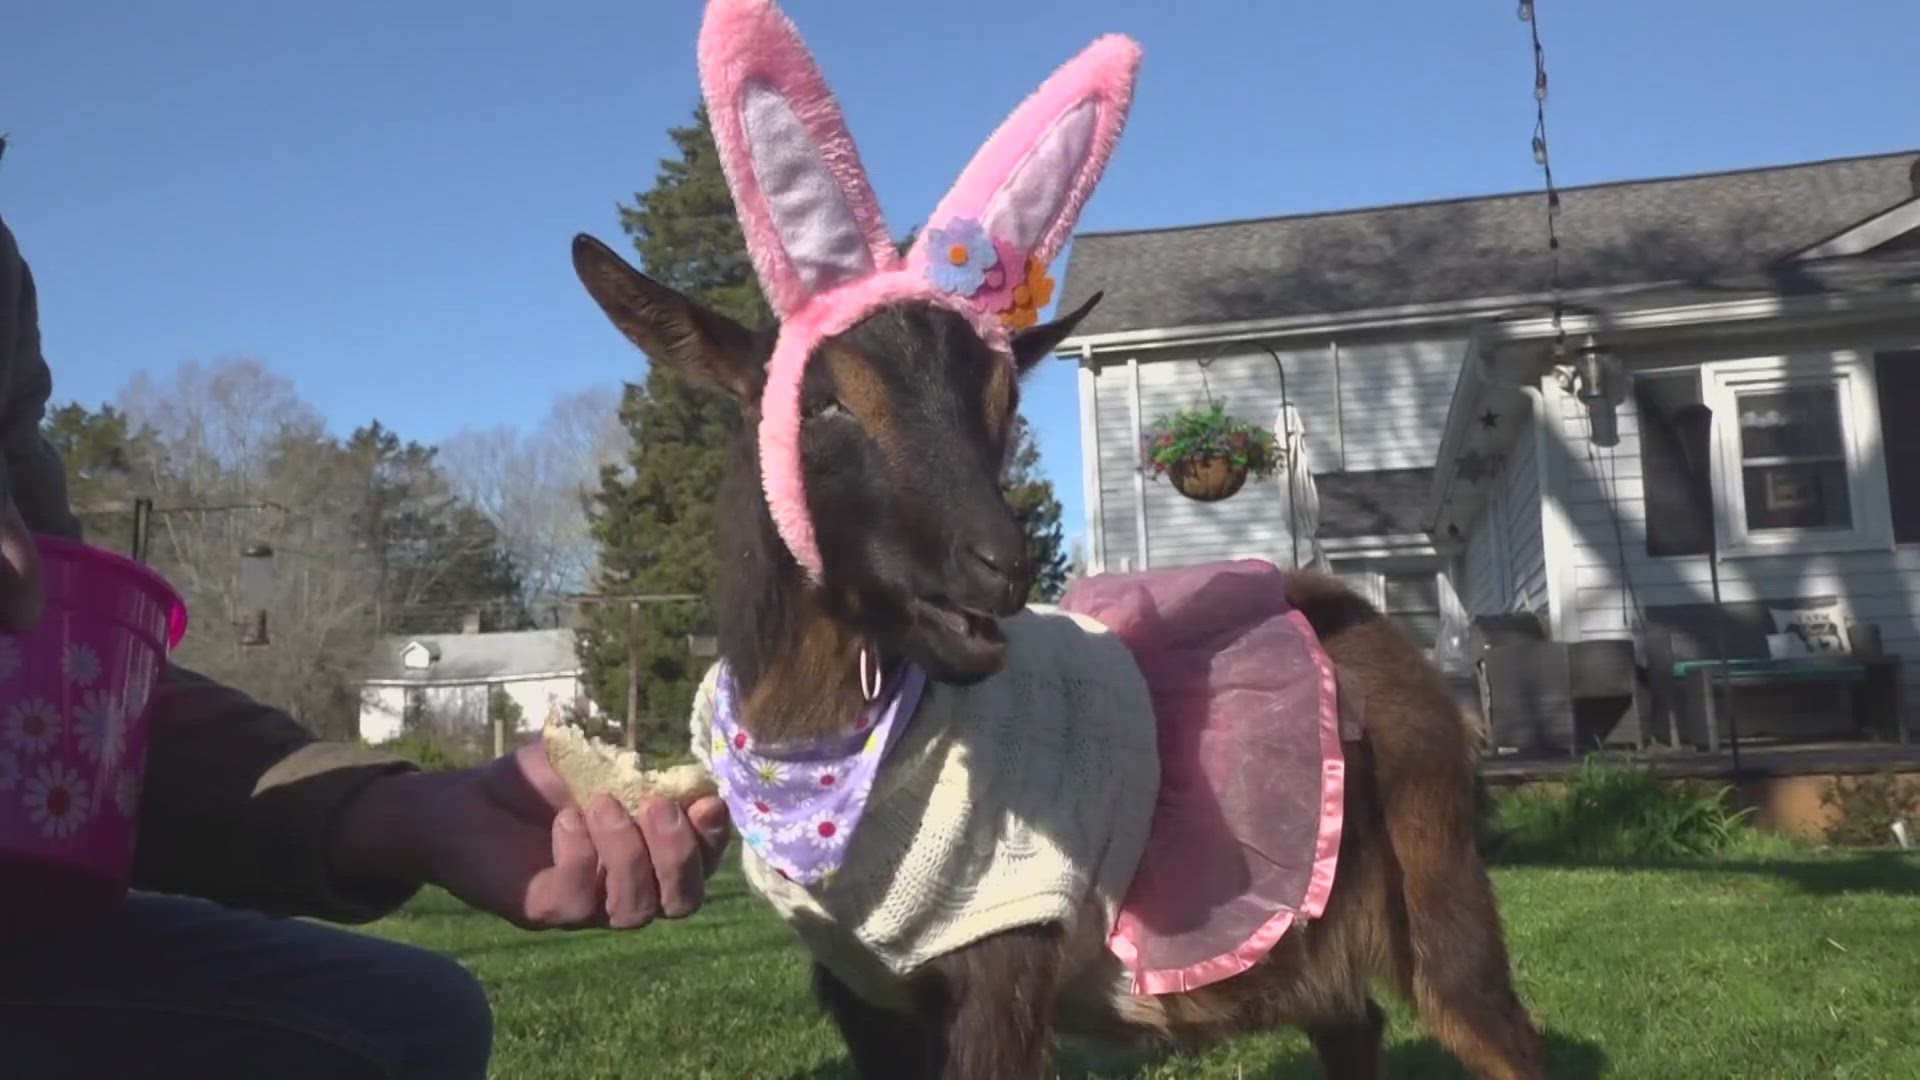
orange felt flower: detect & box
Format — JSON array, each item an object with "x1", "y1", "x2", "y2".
[
  {"x1": 996, "y1": 256, "x2": 1056, "y2": 331},
  {"x1": 1001, "y1": 304, "x2": 1039, "y2": 331},
  {"x1": 1024, "y1": 257, "x2": 1055, "y2": 306}
]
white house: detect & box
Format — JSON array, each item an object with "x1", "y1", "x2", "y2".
[
  {"x1": 1055, "y1": 148, "x2": 1920, "y2": 738},
  {"x1": 1426, "y1": 169, "x2": 1920, "y2": 742},
  {"x1": 359, "y1": 626, "x2": 598, "y2": 745}
]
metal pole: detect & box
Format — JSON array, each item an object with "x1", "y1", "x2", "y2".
[
  {"x1": 625, "y1": 599, "x2": 642, "y2": 752},
  {"x1": 130, "y1": 497, "x2": 152, "y2": 563},
  {"x1": 1706, "y1": 525, "x2": 1740, "y2": 774},
  {"x1": 492, "y1": 689, "x2": 507, "y2": 758},
  {"x1": 1258, "y1": 345, "x2": 1300, "y2": 568},
  {"x1": 1675, "y1": 404, "x2": 1740, "y2": 773}
]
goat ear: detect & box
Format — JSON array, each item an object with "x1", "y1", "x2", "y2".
[
  {"x1": 572, "y1": 234, "x2": 763, "y2": 399},
  {"x1": 1010, "y1": 290, "x2": 1101, "y2": 374}
]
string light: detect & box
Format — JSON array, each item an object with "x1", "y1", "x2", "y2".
[{"x1": 1519, "y1": 0, "x2": 1567, "y2": 360}]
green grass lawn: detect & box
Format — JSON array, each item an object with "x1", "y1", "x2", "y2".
[{"x1": 365, "y1": 852, "x2": 1920, "y2": 1079}]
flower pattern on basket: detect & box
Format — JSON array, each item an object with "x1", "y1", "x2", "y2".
[
  {"x1": 74, "y1": 690, "x2": 127, "y2": 767},
  {"x1": 113, "y1": 769, "x2": 143, "y2": 819},
  {"x1": 4, "y1": 697, "x2": 63, "y2": 756},
  {"x1": 24, "y1": 761, "x2": 91, "y2": 839},
  {"x1": 62, "y1": 642, "x2": 102, "y2": 687}
]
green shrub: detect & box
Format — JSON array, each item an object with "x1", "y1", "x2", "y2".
[
  {"x1": 1482, "y1": 761, "x2": 1761, "y2": 862},
  {"x1": 366, "y1": 732, "x2": 486, "y2": 772}
]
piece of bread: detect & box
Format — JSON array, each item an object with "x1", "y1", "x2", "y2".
[{"x1": 541, "y1": 715, "x2": 719, "y2": 814}]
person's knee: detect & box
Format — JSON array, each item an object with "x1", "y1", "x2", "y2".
[{"x1": 392, "y1": 947, "x2": 494, "y2": 1076}]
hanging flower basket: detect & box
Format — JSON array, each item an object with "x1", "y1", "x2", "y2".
[{"x1": 1141, "y1": 402, "x2": 1282, "y2": 503}]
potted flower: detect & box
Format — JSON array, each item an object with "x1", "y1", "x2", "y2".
[{"x1": 1141, "y1": 401, "x2": 1282, "y2": 502}]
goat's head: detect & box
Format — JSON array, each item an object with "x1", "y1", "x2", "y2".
[
  {"x1": 572, "y1": 0, "x2": 1137, "y2": 685},
  {"x1": 573, "y1": 236, "x2": 1099, "y2": 682}
]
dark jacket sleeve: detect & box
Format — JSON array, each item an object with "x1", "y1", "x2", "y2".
[
  {"x1": 133, "y1": 664, "x2": 425, "y2": 923},
  {"x1": 2, "y1": 214, "x2": 423, "y2": 923}
]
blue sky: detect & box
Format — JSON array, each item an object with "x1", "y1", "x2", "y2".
[{"x1": 5, "y1": 0, "x2": 1916, "y2": 550}]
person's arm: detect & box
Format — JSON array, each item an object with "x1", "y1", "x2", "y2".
[{"x1": 131, "y1": 665, "x2": 429, "y2": 923}]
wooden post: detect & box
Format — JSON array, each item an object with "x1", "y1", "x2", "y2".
[
  {"x1": 130, "y1": 497, "x2": 152, "y2": 563},
  {"x1": 491, "y1": 689, "x2": 507, "y2": 758},
  {"x1": 625, "y1": 599, "x2": 641, "y2": 751}
]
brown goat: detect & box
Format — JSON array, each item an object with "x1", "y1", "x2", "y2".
[{"x1": 572, "y1": 233, "x2": 1544, "y2": 1079}]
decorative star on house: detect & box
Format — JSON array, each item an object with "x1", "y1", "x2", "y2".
[
  {"x1": 1456, "y1": 449, "x2": 1489, "y2": 484},
  {"x1": 1479, "y1": 409, "x2": 1501, "y2": 430}
]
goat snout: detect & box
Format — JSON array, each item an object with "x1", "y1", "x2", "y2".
[{"x1": 957, "y1": 531, "x2": 1031, "y2": 617}]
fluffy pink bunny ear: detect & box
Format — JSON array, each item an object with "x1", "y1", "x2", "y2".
[
  {"x1": 698, "y1": 0, "x2": 901, "y2": 319},
  {"x1": 917, "y1": 34, "x2": 1141, "y2": 279}
]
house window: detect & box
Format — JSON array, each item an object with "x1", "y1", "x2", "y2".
[
  {"x1": 1704, "y1": 355, "x2": 1890, "y2": 555},
  {"x1": 1732, "y1": 384, "x2": 1851, "y2": 532}
]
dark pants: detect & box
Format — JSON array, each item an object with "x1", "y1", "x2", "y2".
[{"x1": 0, "y1": 892, "x2": 493, "y2": 1079}]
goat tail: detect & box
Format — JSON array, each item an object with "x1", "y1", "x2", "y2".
[{"x1": 1287, "y1": 570, "x2": 1545, "y2": 1080}]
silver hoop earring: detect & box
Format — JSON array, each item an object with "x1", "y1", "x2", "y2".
[{"x1": 858, "y1": 646, "x2": 881, "y2": 703}]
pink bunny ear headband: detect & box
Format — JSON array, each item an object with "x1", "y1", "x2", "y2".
[{"x1": 698, "y1": 0, "x2": 1141, "y2": 582}]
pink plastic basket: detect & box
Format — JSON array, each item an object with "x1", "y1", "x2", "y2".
[{"x1": 0, "y1": 534, "x2": 187, "y2": 928}]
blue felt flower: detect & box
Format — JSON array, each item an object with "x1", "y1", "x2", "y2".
[{"x1": 924, "y1": 217, "x2": 998, "y2": 295}]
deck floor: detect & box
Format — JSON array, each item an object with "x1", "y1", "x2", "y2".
[{"x1": 1477, "y1": 739, "x2": 1920, "y2": 782}]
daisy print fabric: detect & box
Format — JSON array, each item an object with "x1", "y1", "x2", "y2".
[{"x1": 708, "y1": 660, "x2": 926, "y2": 887}]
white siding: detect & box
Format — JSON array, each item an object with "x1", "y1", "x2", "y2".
[
  {"x1": 361, "y1": 685, "x2": 407, "y2": 743},
  {"x1": 1552, "y1": 336, "x2": 1920, "y2": 717},
  {"x1": 1088, "y1": 337, "x2": 1465, "y2": 570},
  {"x1": 1461, "y1": 406, "x2": 1547, "y2": 617},
  {"x1": 357, "y1": 674, "x2": 593, "y2": 745}
]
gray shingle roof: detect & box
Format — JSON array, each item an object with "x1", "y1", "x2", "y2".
[
  {"x1": 365, "y1": 628, "x2": 580, "y2": 683},
  {"x1": 1057, "y1": 150, "x2": 1920, "y2": 338}
]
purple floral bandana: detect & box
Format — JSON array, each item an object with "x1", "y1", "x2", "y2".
[{"x1": 708, "y1": 660, "x2": 926, "y2": 887}]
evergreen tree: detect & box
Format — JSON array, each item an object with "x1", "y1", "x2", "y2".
[
  {"x1": 581, "y1": 105, "x2": 766, "y2": 745},
  {"x1": 41, "y1": 402, "x2": 159, "y2": 553},
  {"x1": 343, "y1": 422, "x2": 526, "y2": 634},
  {"x1": 1002, "y1": 416, "x2": 1071, "y2": 601}
]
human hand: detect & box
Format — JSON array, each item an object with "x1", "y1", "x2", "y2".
[
  {"x1": 334, "y1": 742, "x2": 731, "y2": 930},
  {"x1": 0, "y1": 501, "x2": 43, "y2": 630}
]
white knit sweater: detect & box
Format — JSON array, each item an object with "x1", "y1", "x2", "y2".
[{"x1": 689, "y1": 606, "x2": 1161, "y2": 1004}]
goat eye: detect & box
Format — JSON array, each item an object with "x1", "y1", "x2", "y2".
[{"x1": 805, "y1": 399, "x2": 848, "y2": 421}]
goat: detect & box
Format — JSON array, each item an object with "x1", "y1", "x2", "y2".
[{"x1": 567, "y1": 2, "x2": 1545, "y2": 1076}]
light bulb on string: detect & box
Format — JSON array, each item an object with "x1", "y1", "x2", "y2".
[
  {"x1": 1532, "y1": 135, "x2": 1548, "y2": 164},
  {"x1": 1518, "y1": 0, "x2": 1534, "y2": 21}
]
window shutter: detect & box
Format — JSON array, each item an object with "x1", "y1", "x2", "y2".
[
  {"x1": 1876, "y1": 351, "x2": 1920, "y2": 543},
  {"x1": 1633, "y1": 376, "x2": 1713, "y2": 557}
]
